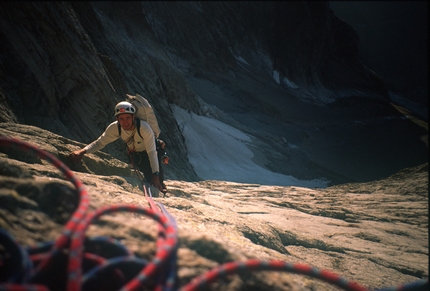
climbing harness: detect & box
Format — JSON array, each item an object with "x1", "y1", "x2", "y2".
[
  {"x1": 129, "y1": 148, "x2": 166, "y2": 197},
  {"x1": 129, "y1": 150, "x2": 157, "y2": 197},
  {"x1": 0, "y1": 136, "x2": 427, "y2": 291}
]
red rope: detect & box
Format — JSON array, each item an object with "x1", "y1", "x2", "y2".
[{"x1": 179, "y1": 260, "x2": 368, "y2": 291}]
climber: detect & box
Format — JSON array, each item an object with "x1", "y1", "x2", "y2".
[{"x1": 69, "y1": 101, "x2": 167, "y2": 194}]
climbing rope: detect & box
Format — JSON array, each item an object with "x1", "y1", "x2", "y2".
[{"x1": 0, "y1": 137, "x2": 427, "y2": 291}]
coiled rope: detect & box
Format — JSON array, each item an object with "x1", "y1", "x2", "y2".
[{"x1": 0, "y1": 137, "x2": 427, "y2": 291}]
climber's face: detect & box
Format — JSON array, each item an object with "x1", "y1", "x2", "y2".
[{"x1": 117, "y1": 114, "x2": 134, "y2": 131}]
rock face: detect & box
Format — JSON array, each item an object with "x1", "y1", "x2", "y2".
[
  {"x1": 0, "y1": 3, "x2": 428, "y2": 289},
  {"x1": 0, "y1": 125, "x2": 428, "y2": 291},
  {"x1": 1, "y1": 2, "x2": 426, "y2": 184},
  {"x1": 0, "y1": 2, "x2": 200, "y2": 181}
]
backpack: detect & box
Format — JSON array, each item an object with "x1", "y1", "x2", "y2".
[
  {"x1": 117, "y1": 93, "x2": 161, "y2": 139},
  {"x1": 126, "y1": 93, "x2": 161, "y2": 138}
]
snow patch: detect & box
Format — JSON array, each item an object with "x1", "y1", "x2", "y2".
[
  {"x1": 172, "y1": 105, "x2": 328, "y2": 188},
  {"x1": 272, "y1": 70, "x2": 299, "y2": 89},
  {"x1": 234, "y1": 55, "x2": 250, "y2": 66}
]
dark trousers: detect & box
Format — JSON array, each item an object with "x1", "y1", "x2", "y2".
[{"x1": 129, "y1": 151, "x2": 164, "y2": 185}]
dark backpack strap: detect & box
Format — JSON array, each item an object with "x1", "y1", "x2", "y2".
[
  {"x1": 135, "y1": 118, "x2": 143, "y2": 139},
  {"x1": 117, "y1": 122, "x2": 121, "y2": 136}
]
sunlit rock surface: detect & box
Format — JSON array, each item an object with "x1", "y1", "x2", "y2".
[{"x1": 0, "y1": 124, "x2": 427, "y2": 290}]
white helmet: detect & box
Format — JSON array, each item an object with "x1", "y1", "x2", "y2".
[{"x1": 114, "y1": 101, "x2": 135, "y2": 116}]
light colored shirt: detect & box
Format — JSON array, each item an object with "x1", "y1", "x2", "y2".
[{"x1": 84, "y1": 120, "x2": 159, "y2": 173}]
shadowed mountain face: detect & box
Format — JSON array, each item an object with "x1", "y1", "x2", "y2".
[
  {"x1": 0, "y1": 1, "x2": 427, "y2": 185},
  {"x1": 330, "y1": 1, "x2": 428, "y2": 111}
]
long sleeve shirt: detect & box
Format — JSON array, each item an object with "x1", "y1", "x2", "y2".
[{"x1": 83, "y1": 120, "x2": 159, "y2": 173}]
